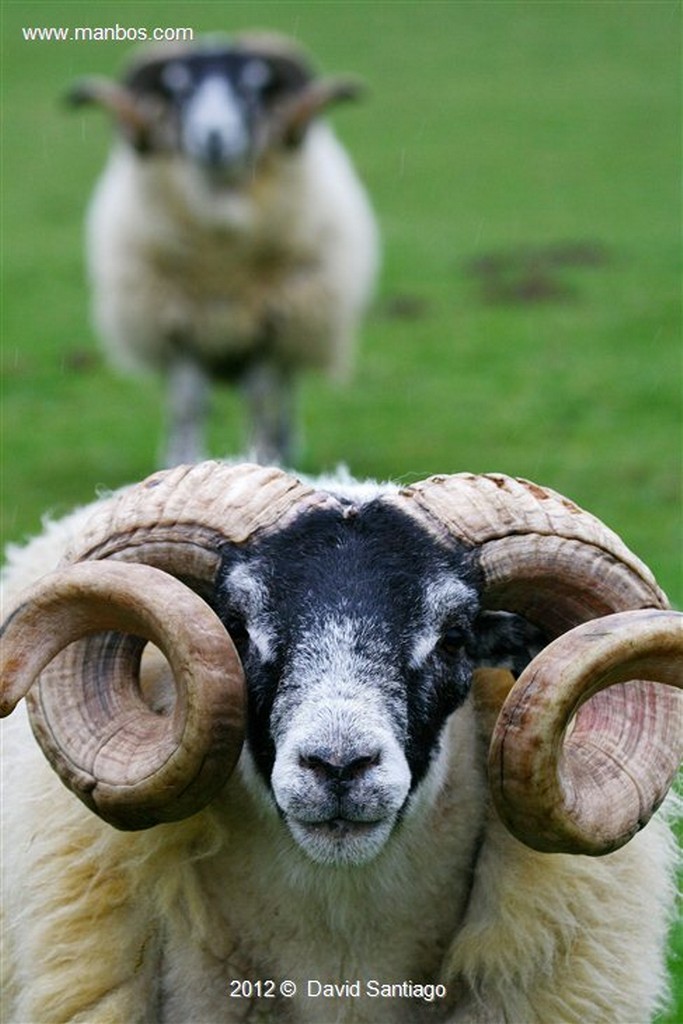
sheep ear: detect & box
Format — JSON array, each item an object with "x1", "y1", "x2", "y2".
[
  {"x1": 469, "y1": 611, "x2": 547, "y2": 678},
  {"x1": 281, "y1": 77, "x2": 366, "y2": 146}
]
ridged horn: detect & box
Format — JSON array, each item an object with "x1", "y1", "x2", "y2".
[
  {"x1": 1, "y1": 562, "x2": 244, "y2": 830},
  {"x1": 63, "y1": 461, "x2": 337, "y2": 588},
  {"x1": 488, "y1": 609, "x2": 683, "y2": 854},
  {"x1": 393, "y1": 473, "x2": 682, "y2": 854},
  {"x1": 2, "y1": 462, "x2": 338, "y2": 829}
]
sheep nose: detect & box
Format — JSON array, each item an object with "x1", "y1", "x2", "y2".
[
  {"x1": 204, "y1": 129, "x2": 227, "y2": 166},
  {"x1": 299, "y1": 750, "x2": 381, "y2": 789},
  {"x1": 199, "y1": 128, "x2": 247, "y2": 168}
]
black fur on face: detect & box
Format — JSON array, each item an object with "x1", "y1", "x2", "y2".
[
  {"x1": 212, "y1": 500, "x2": 545, "y2": 797},
  {"x1": 126, "y1": 47, "x2": 311, "y2": 107},
  {"x1": 124, "y1": 46, "x2": 312, "y2": 165}
]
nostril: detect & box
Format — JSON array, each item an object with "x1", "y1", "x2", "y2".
[
  {"x1": 299, "y1": 750, "x2": 381, "y2": 784},
  {"x1": 346, "y1": 752, "x2": 380, "y2": 780},
  {"x1": 299, "y1": 753, "x2": 329, "y2": 779}
]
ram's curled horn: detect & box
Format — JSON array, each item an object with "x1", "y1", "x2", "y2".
[
  {"x1": 0, "y1": 562, "x2": 245, "y2": 830},
  {"x1": 0, "y1": 462, "x2": 338, "y2": 830},
  {"x1": 65, "y1": 461, "x2": 339, "y2": 585},
  {"x1": 65, "y1": 76, "x2": 156, "y2": 151},
  {"x1": 489, "y1": 609, "x2": 683, "y2": 854},
  {"x1": 276, "y1": 77, "x2": 366, "y2": 148},
  {"x1": 393, "y1": 473, "x2": 683, "y2": 855}
]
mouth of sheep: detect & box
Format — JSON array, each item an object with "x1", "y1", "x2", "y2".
[
  {"x1": 286, "y1": 813, "x2": 395, "y2": 864},
  {"x1": 299, "y1": 817, "x2": 383, "y2": 839},
  {"x1": 198, "y1": 164, "x2": 246, "y2": 191},
  {"x1": 192, "y1": 148, "x2": 259, "y2": 189}
]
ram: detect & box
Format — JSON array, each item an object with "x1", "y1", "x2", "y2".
[
  {"x1": 1, "y1": 461, "x2": 681, "y2": 1023},
  {"x1": 68, "y1": 34, "x2": 379, "y2": 466}
]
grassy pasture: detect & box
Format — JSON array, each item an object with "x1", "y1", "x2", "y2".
[{"x1": 2, "y1": 1, "x2": 681, "y2": 1018}]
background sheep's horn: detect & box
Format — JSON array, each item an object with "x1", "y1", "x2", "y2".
[
  {"x1": 1, "y1": 561, "x2": 245, "y2": 830},
  {"x1": 279, "y1": 77, "x2": 365, "y2": 147},
  {"x1": 394, "y1": 473, "x2": 683, "y2": 855},
  {"x1": 489, "y1": 609, "x2": 683, "y2": 854},
  {"x1": 65, "y1": 76, "x2": 154, "y2": 149}
]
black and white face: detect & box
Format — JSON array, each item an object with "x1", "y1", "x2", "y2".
[
  {"x1": 126, "y1": 48, "x2": 310, "y2": 180},
  {"x1": 214, "y1": 502, "x2": 543, "y2": 867}
]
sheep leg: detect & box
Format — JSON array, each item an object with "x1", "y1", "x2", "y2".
[
  {"x1": 163, "y1": 358, "x2": 210, "y2": 467},
  {"x1": 241, "y1": 361, "x2": 296, "y2": 467}
]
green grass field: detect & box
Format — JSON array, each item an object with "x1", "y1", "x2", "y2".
[{"x1": 2, "y1": 1, "x2": 681, "y2": 1018}]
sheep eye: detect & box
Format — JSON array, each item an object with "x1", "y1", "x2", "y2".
[
  {"x1": 241, "y1": 59, "x2": 271, "y2": 92},
  {"x1": 160, "y1": 62, "x2": 193, "y2": 95},
  {"x1": 436, "y1": 627, "x2": 466, "y2": 659}
]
